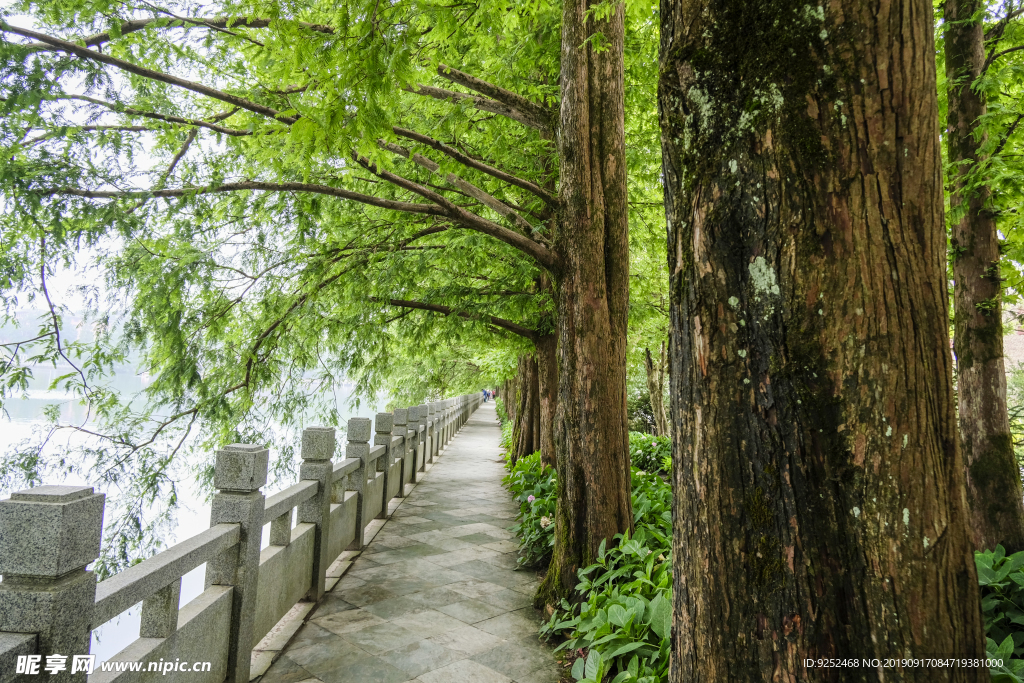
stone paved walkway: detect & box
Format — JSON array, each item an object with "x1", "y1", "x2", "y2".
[{"x1": 259, "y1": 402, "x2": 560, "y2": 683}]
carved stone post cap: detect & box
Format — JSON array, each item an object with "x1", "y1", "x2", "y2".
[
  {"x1": 0, "y1": 485, "x2": 105, "y2": 577},
  {"x1": 214, "y1": 444, "x2": 269, "y2": 492},
  {"x1": 347, "y1": 417, "x2": 372, "y2": 443},
  {"x1": 302, "y1": 426, "x2": 336, "y2": 462},
  {"x1": 375, "y1": 413, "x2": 394, "y2": 433},
  {"x1": 393, "y1": 408, "x2": 409, "y2": 425}
]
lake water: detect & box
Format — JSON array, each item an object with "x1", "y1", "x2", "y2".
[{"x1": 1, "y1": 359, "x2": 387, "y2": 663}]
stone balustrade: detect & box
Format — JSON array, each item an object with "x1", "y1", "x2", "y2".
[{"x1": 0, "y1": 393, "x2": 483, "y2": 683}]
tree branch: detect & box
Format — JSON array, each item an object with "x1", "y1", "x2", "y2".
[
  {"x1": 1, "y1": 22, "x2": 297, "y2": 124},
  {"x1": 436, "y1": 64, "x2": 553, "y2": 132},
  {"x1": 402, "y1": 83, "x2": 549, "y2": 132},
  {"x1": 353, "y1": 154, "x2": 557, "y2": 270},
  {"x1": 23, "y1": 16, "x2": 335, "y2": 52},
  {"x1": 68, "y1": 96, "x2": 252, "y2": 136},
  {"x1": 378, "y1": 139, "x2": 538, "y2": 235},
  {"x1": 392, "y1": 126, "x2": 557, "y2": 206},
  {"x1": 41, "y1": 181, "x2": 448, "y2": 217},
  {"x1": 374, "y1": 298, "x2": 537, "y2": 340}
]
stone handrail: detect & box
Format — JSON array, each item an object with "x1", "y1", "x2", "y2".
[
  {"x1": 263, "y1": 480, "x2": 318, "y2": 524},
  {"x1": 93, "y1": 523, "x2": 241, "y2": 626},
  {"x1": 0, "y1": 393, "x2": 482, "y2": 683}
]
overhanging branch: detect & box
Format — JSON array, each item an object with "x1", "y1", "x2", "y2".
[
  {"x1": 2, "y1": 22, "x2": 297, "y2": 124},
  {"x1": 374, "y1": 298, "x2": 537, "y2": 340}
]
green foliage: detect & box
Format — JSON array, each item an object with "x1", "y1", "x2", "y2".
[
  {"x1": 628, "y1": 432, "x2": 671, "y2": 475},
  {"x1": 495, "y1": 396, "x2": 509, "y2": 425},
  {"x1": 977, "y1": 545, "x2": 1024, "y2": 681},
  {"x1": 502, "y1": 451, "x2": 556, "y2": 569},
  {"x1": 539, "y1": 465, "x2": 673, "y2": 683}
]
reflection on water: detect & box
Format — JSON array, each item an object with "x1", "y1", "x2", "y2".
[{"x1": 1, "y1": 353, "x2": 386, "y2": 663}]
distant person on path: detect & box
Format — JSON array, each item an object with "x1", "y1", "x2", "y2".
[{"x1": 482, "y1": 389, "x2": 488, "y2": 402}]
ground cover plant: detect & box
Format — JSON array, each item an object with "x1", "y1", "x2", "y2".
[
  {"x1": 978, "y1": 546, "x2": 1024, "y2": 681},
  {"x1": 504, "y1": 451, "x2": 557, "y2": 569},
  {"x1": 628, "y1": 432, "x2": 670, "y2": 475},
  {"x1": 505, "y1": 453, "x2": 672, "y2": 682}
]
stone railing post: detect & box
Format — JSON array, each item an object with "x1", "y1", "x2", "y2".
[
  {"x1": 413, "y1": 405, "x2": 428, "y2": 474},
  {"x1": 345, "y1": 417, "x2": 372, "y2": 549},
  {"x1": 374, "y1": 413, "x2": 393, "y2": 519},
  {"x1": 298, "y1": 426, "x2": 335, "y2": 602},
  {"x1": 392, "y1": 408, "x2": 409, "y2": 496},
  {"x1": 427, "y1": 403, "x2": 437, "y2": 463},
  {"x1": 205, "y1": 443, "x2": 268, "y2": 683},
  {"x1": 0, "y1": 486, "x2": 105, "y2": 683}
]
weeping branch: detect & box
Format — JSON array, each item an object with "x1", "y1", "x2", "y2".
[
  {"x1": 1, "y1": 22, "x2": 297, "y2": 124},
  {"x1": 68, "y1": 96, "x2": 253, "y2": 136},
  {"x1": 40, "y1": 181, "x2": 448, "y2": 217},
  {"x1": 22, "y1": 16, "x2": 336, "y2": 52}
]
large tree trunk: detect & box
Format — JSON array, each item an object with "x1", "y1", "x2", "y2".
[
  {"x1": 945, "y1": 0, "x2": 1024, "y2": 552},
  {"x1": 510, "y1": 353, "x2": 539, "y2": 466},
  {"x1": 539, "y1": 0, "x2": 633, "y2": 603},
  {"x1": 537, "y1": 334, "x2": 558, "y2": 470},
  {"x1": 660, "y1": 0, "x2": 986, "y2": 679},
  {"x1": 644, "y1": 342, "x2": 669, "y2": 436}
]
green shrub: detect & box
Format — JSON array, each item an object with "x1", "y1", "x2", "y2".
[
  {"x1": 495, "y1": 396, "x2": 509, "y2": 424},
  {"x1": 503, "y1": 452, "x2": 557, "y2": 568},
  {"x1": 629, "y1": 432, "x2": 671, "y2": 475},
  {"x1": 977, "y1": 546, "x2": 1024, "y2": 681},
  {"x1": 541, "y1": 466, "x2": 672, "y2": 683}
]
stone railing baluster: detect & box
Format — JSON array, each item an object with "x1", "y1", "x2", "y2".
[
  {"x1": 205, "y1": 443, "x2": 268, "y2": 683},
  {"x1": 345, "y1": 417, "x2": 372, "y2": 549},
  {"x1": 393, "y1": 408, "x2": 410, "y2": 496},
  {"x1": 374, "y1": 413, "x2": 393, "y2": 519},
  {"x1": 298, "y1": 426, "x2": 335, "y2": 602}
]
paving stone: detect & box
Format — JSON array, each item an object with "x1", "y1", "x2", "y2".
[
  {"x1": 335, "y1": 584, "x2": 400, "y2": 607},
  {"x1": 289, "y1": 622, "x2": 343, "y2": 650},
  {"x1": 425, "y1": 624, "x2": 505, "y2": 656},
  {"x1": 378, "y1": 638, "x2": 466, "y2": 678},
  {"x1": 362, "y1": 594, "x2": 430, "y2": 620},
  {"x1": 515, "y1": 664, "x2": 564, "y2": 683},
  {"x1": 477, "y1": 589, "x2": 535, "y2": 612},
  {"x1": 474, "y1": 608, "x2": 546, "y2": 640},
  {"x1": 286, "y1": 639, "x2": 372, "y2": 682},
  {"x1": 447, "y1": 579, "x2": 508, "y2": 599},
  {"x1": 437, "y1": 598, "x2": 510, "y2": 624},
  {"x1": 340, "y1": 622, "x2": 422, "y2": 655},
  {"x1": 311, "y1": 594, "x2": 357, "y2": 618},
  {"x1": 413, "y1": 658, "x2": 513, "y2": 683},
  {"x1": 482, "y1": 540, "x2": 520, "y2": 553},
  {"x1": 314, "y1": 608, "x2": 387, "y2": 636},
  {"x1": 470, "y1": 636, "x2": 556, "y2": 681},
  {"x1": 405, "y1": 586, "x2": 478, "y2": 609},
  {"x1": 390, "y1": 608, "x2": 467, "y2": 635},
  {"x1": 261, "y1": 654, "x2": 316, "y2": 683}
]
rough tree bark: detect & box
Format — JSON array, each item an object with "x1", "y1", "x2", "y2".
[
  {"x1": 660, "y1": 0, "x2": 986, "y2": 679},
  {"x1": 944, "y1": 0, "x2": 1024, "y2": 552},
  {"x1": 509, "y1": 353, "x2": 539, "y2": 466},
  {"x1": 536, "y1": 334, "x2": 558, "y2": 470},
  {"x1": 644, "y1": 342, "x2": 669, "y2": 436},
  {"x1": 538, "y1": 0, "x2": 633, "y2": 603}
]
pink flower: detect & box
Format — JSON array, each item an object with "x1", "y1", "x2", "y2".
[{"x1": 527, "y1": 495, "x2": 535, "y2": 503}]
